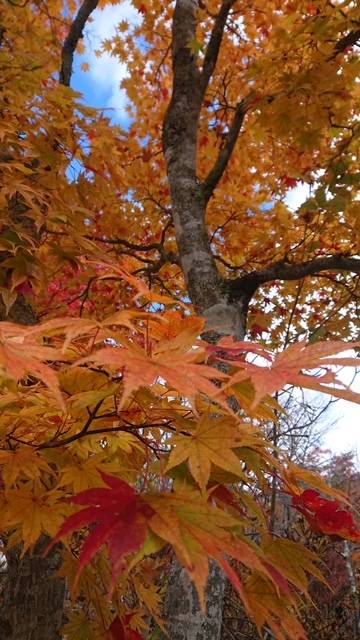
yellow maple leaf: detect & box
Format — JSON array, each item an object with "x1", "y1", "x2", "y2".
[
  {"x1": 4, "y1": 486, "x2": 67, "y2": 551},
  {"x1": 166, "y1": 415, "x2": 250, "y2": 491},
  {"x1": 59, "y1": 455, "x2": 122, "y2": 493},
  {"x1": 0, "y1": 322, "x2": 65, "y2": 409},
  {"x1": 0, "y1": 449, "x2": 52, "y2": 486},
  {"x1": 145, "y1": 489, "x2": 271, "y2": 610}
]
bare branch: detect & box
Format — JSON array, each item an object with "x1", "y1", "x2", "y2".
[
  {"x1": 332, "y1": 28, "x2": 360, "y2": 58},
  {"x1": 59, "y1": 0, "x2": 99, "y2": 86},
  {"x1": 200, "y1": 0, "x2": 236, "y2": 97},
  {"x1": 202, "y1": 99, "x2": 247, "y2": 201},
  {"x1": 38, "y1": 398, "x2": 105, "y2": 448},
  {"x1": 88, "y1": 236, "x2": 162, "y2": 252},
  {"x1": 229, "y1": 255, "x2": 360, "y2": 298}
]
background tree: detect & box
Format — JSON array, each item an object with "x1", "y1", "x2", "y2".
[
  {"x1": 221, "y1": 449, "x2": 360, "y2": 640},
  {"x1": 0, "y1": 0, "x2": 360, "y2": 639}
]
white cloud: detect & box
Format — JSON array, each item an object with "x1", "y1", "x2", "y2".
[
  {"x1": 285, "y1": 182, "x2": 310, "y2": 210},
  {"x1": 80, "y1": 2, "x2": 141, "y2": 115},
  {"x1": 322, "y1": 364, "x2": 360, "y2": 455},
  {"x1": 324, "y1": 401, "x2": 360, "y2": 454}
]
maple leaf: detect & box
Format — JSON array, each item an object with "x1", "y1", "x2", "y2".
[
  {"x1": 75, "y1": 342, "x2": 229, "y2": 409},
  {"x1": 291, "y1": 489, "x2": 360, "y2": 542},
  {"x1": 210, "y1": 484, "x2": 245, "y2": 515},
  {"x1": 166, "y1": 415, "x2": 254, "y2": 491},
  {"x1": 109, "y1": 615, "x2": 144, "y2": 640},
  {"x1": 133, "y1": 578, "x2": 165, "y2": 634},
  {"x1": 283, "y1": 462, "x2": 350, "y2": 504},
  {"x1": 62, "y1": 610, "x2": 94, "y2": 640},
  {"x1": 281, "y1": 175, "x2": 299, "y2": 189},
  {"x1": 243, "y1": 573, "x2": 307, "y2": 640},
  {"x1": 261, "y1": 536, "x2": 325, "y2": 594},
  {"x1": 214, "y1": 338, "x2": 360, "y2": 407},
  {"x1": 145, "y1": 488, "x2": 286, "y2": 610},
  {"x1": 4, "y1": 486, "x2": 67, "y2": 551},
  {"x1": 49, "y1": 472, "x2": 149, "y2": 588},
  {"x1": 0, "y1": 449, "x2": 52, "y2": 486},
  {"x1": 59, "y1": 455, "x2": 122, "y2": 493},
  {"x1": 0, "y1": 322, "x2": 65, "y2": 409}
]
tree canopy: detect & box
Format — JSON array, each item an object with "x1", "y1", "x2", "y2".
[{"x1": 0, "y1": 0, "x2": 360, "y2": 638}]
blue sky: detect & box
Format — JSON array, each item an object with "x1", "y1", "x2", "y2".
[
  {"x1": 71, "y1": 5, "x2": 360, "y2": 458},
  {"x1": 72, "y1": 2, "x2": 141, "y2": 126}
]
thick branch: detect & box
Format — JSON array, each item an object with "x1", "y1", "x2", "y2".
[
  {"x1": 88, "y1": 236, "x2": 161, "y2": 252},
  {"x1": 163, "y1": 0, "x2": 202, "y2": 163},
  {"x1": 202, "y1": 100, "x2": 247, "y2": 201},
  {"x1": 229, "y1": 256, "x2": 360, "y2": 298},
  {"x1": 59, "y1": 0, "x2": 99, "y2": 86},
  {"x1": 200, "y1": 0, "x2": 236, "y2": 97},
  {"x1": 0, "y1": 25, "x2": 6, "y2": 46},
  {"x1": 163, "y1": 1, "x2": 250, "y2": 338},
  {"x1": 333, "y1": 28, "x2": 360, "y2": 58},
  {"x1": 163, "y1": 1, "x2": 222, "y2": 312}
]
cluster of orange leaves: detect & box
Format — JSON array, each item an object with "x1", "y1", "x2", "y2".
[
  {"x1": 0, "y1": 309, "x2": 359, "y2": 639},
  {"x1": 1, "y1": 0, "x2": 360, "y2": 637}
]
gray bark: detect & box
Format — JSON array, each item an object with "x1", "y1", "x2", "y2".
[
  {"x1": 163, "y1": 0, "x2": 250, "y2": 340},
  {"x1": 0, "y1": 2, "x2": 100, "y2": 635},
  {"x1": 162, "y1": 2, "x2": 247, "y2": 636},
  {"x1": 0, "y1": 296, "x2": 67, "y2": 639},
  {"x1": 0, "y1": 539, "x2": 66, "y2": 640},
  {"x1": 160, "y1": 561, "x2": 226, "y2": 640},
  {"x1": 344, "y1": 541, "x2": 360, "y2": 637}
]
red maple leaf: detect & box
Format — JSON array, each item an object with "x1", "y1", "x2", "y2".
[
  {"x1": 291, "y1": 489, "x2": 360, "y2": 542},
  {"x1": 315, "y1": 503, "x2": 358, "y2": 537},
  {"x1": 281, "y1": 175, "x2": 298, "y2": 189},
  {"x1": 292, "y1": 488, "x2": 328, "y2": 511},
  {"x1": 211, "y1": 484, "x2": 245, "y2": 514},
  {"x1": 109, "y1": 615, "x2": 144, "y2": 640},
  {"x1": 250, "y1": 323, "x2": 266, "y2": 338},
  {"x1": 48, "y1": 472, "x2": 149, "y2": 588}
]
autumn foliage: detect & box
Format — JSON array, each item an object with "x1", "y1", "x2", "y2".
[
  {"x1": 0, "y1": 0, "x2": 360, "y2": 639},
  {"x1": 291, "y1": 488, "x2": 360, "y2": 541}
]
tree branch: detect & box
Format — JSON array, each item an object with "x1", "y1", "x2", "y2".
[
  {"x1": 229, "y1": 255, "x2": 360, "y2": 298},
  {"x1": 163, "y1": 0, "x2": 226, "y2": 320},
  {"x1": 332, "y1": 28, "x2": 360, "y2": 58},
  {"x1": 38, "y1": 398, "x2": 105, "y2": 448},
  {"x1": 200, "y1": 0, "x2": 236, "y2": 98},
  {"x1": 59, "y1": 0, "x2": 99, "y2": 86},
  {"x1": 87, "y1": 236, "x2": 162, "y2": 252},
  {"x1": 202, "y1": 99, "x2": 247, "y2": 201}
]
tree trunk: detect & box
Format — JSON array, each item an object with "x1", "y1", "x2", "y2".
[
  {"x1": 161, "y1": 2, "x2": 250, "y2": 634},
  {"x1": 0, "y1": 1, "x2": 101, "y2": 635},
  {"x1": 160, "y1": 561, "x2": 226, "y2": 640},
  {"x1": 0, "y1": 296, "x2": 66, "y2": 638},
  {"x1": 0, "y1": 538, "x2": 66, "y2": 640}
]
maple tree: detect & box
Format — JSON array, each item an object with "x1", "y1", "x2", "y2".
[{"x1": 0, "y1": 0, "x2": 360, "y2": 639}]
